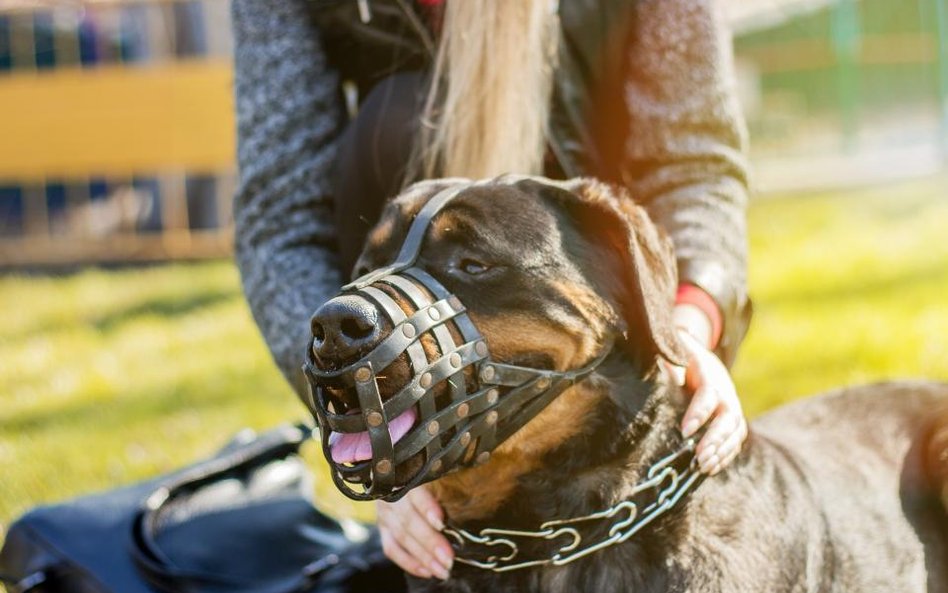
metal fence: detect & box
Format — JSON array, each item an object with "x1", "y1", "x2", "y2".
[{"x1": 0, "y1": 0, "x2": 236, "y2": 267}]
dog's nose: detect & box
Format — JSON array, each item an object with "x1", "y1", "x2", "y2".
[{"x1": 311, "y1": 295, "x2": 382, "y2": 363}]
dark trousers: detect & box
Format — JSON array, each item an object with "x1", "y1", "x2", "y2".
[{"x1": 332, "y1": 72, "x2": 426, "y2": 277}]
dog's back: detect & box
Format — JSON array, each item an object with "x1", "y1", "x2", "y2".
[{"x1": 748, "y1": 380, "x2": 948, "y2": 591}]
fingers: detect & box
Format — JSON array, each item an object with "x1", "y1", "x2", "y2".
[
  {"x1": 380, "y1": 528, "x2": 432, "y2": 579},
  {"x1": 709, "y1": 417, "x2": 748, "y2": 475},
  {"x1": 376, "y1": 487, "x2": 452, "y2": 580},
  {"x1": 407, "y1": 486, "x2": 455, "y2": 572},
  {"x1": 695, "y1": 405, "x2": 742, "y2": 473},
  {"x1": 675, "y1": 330, "x2": 747, "y2": 475},
  {"x1": 407, "y1": 483, "x2": 446, "y2": 530},
  {"x1": 680, "y1": 383, "x2": 718, "y2": 438}
]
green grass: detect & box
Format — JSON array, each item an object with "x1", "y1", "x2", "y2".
[
  {"x1": 2, "y1": 175, "x2": 947, "y2": 533},
  {"x1": 735, "y1": 175, "x2": 948, "y2": 414}
]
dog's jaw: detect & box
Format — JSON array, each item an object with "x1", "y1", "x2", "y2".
[{"x1": 430, "y1": 357, "x2": 689, "y2": 527}]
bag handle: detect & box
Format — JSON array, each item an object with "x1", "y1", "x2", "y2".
[{"x1": 129, "y1": 423, "x2": 342, "y2": 593}]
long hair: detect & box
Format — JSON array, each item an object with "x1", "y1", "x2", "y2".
[{"x1": 412, "y1": 0, "x2": 560, "y2": 180}]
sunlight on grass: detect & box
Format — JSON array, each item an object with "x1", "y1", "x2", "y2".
[
  {"x1": 2, "y1": 175, "x2": 947, "y2": 531},
  {"x1": 0, "y1": 264, "x2": 368, "y2": 532},
  {"x1": 732, "y1": 175, "x2": 948, "y2": 414}
]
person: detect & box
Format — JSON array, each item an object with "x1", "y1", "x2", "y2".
[{"x1": 231, "y1": 0, "x2": 752, "y2": 582}]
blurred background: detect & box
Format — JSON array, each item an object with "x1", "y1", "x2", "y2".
[{"x1": 1, "y1": 0, "x2": 947, "y2": 531}]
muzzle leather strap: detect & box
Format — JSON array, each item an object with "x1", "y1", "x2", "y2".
[{"x1": 303, "y1": 179, "x2": 615, "y2": 501}]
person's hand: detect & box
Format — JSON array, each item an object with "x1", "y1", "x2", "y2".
[
  {"x1": 671, "y1": 329, "x2": 748, "y2": 475},
  {"x1": 376, "y1": 485, "x2": 454, "y2": 580}
]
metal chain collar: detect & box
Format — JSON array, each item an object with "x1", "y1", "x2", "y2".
[{"x1": 443, "y1": 438, "x2": 703, "y2": 572}]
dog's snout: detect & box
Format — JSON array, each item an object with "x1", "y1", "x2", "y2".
[{"x1": 311, "y1": 295, "x2": 382, "y2": 363}]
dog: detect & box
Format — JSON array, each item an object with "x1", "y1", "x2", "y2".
[{"x1": 308, "y1": 175, "x2": 948, "y2": 592}]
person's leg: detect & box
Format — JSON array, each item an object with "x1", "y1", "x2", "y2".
[{"x1": 333, "y1": 71, "x2": 426, "y2": 277}]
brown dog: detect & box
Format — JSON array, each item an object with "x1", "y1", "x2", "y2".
[{"x1": 309, "y1": 176, "x2": 948, "y2": 592}]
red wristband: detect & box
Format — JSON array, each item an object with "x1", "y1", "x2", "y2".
[{"x1": 675, "y1": 283, "x2": 723, "y2": 350}]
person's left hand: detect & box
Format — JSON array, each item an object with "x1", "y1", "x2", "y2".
[{"x1": 665, "y1": 303, "x2": 748, "y2": 475}]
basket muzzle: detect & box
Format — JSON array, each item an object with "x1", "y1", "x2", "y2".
[{"x1": 302, "y1": 181, "x2": 611, "y2": 502}]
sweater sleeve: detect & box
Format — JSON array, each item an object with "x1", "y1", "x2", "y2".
[
  {"x1": 621, "y1": 0, "x2": 752, "y2": 366},
  {"x1": 231, "y1": 0, "x2": 345, "y2": 396}
]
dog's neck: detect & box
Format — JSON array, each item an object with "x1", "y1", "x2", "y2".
[{"x1": 431, "y1": 351, "x2": 690, "y2": 529}]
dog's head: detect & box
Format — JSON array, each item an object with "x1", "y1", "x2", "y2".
[{"x1": 304, "y1": 176, "x2": 685, "y2": 501}]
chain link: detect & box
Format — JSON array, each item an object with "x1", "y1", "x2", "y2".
[{"x1": 444, "y1": 439, "x2": 701, "y2": 572}]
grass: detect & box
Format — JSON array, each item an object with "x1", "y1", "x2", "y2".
[{"x1": 2, "y1": 175, "x2": 947, "y2": 533}]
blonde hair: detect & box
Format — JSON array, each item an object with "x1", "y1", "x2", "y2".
[{"x1": 413, "y1": 0, "x2": 560, "y2": 180}]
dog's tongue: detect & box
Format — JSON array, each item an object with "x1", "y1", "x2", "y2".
[{"x1": 329, "y1": 407, "x2": 418, "y2": 464}]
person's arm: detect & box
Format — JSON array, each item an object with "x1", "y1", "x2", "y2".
[
  {"x1": 622, "y1": 0, "x2": 752, "y2": 367},
  {"x1": 622, "y1": 0, "x2": 751, "y2": 473},
  {"x1": 232, "y1": 0, "x2": 345, "y2": 397}
]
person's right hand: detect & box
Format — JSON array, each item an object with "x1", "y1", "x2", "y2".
[{"x1": 376, "y1": 485, "x2": 454, "y2": 580}]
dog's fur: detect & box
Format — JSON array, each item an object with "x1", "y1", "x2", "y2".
[{"x1": 346, "y1": 177, "x2": 948, "y2": 592}]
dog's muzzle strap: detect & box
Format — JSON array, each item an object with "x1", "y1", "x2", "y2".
[{"x1": 304, "y1": 180, "x2": 615, "y2": 502}]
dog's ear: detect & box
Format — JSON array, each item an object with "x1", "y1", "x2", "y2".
[{"x1": 560, "y1": 178, "x2": 687, "y2": 367}]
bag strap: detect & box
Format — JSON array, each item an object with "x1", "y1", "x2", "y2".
[
  {"x1": 0, "y1": 570, "x2": 48, "y2": 593},
  {"x1": 129, "y1": 423, "x2": 346, "y2": 593}
]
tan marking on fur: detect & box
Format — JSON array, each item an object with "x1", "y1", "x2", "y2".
[
  {"x1": 474, "y1": 312, "x2": 578, "y2": 371},
  {"x1": 429, "y1": 288, "x2": 614, "y2": 521},
  {"x1": 430, "y1": 382, "x2": 604, "y2": 522},
  {"x1": 547, "y1": 279, "x2": 617, "y2": 363},
  {"x1": 365, "y1": 218, "x2": 395, "y2": 251},
  {"x1": 428, "y1": 211, "x2": 463, "y2": 242}
]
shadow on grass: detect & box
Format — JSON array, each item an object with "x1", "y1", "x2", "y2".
[
  {"x1": 3, "y1": 369, "x2": 275, "y2": 435},
  {"x1": 87, "y1": 288, "x2": 239, "y2": 332},
  {"x1": 5, "y1": 288, "x2": 242, "y2": 341}
]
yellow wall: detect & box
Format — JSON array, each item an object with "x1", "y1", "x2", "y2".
[{"x1": 0, "y1": 59, "x2": 235, "y2": 180}]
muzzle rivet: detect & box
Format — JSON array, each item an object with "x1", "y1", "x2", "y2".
[
  {"x1": 486, "y1": 411, "x2": 498, "y2": 426},
  {"x1": 375, "y1": 459, "x2": 392, "y2": 475},
  {"x1": 427, "y1": 420, "x2": 440, "y2": 435},
  {"x1": 366, "y1": 411, "x2": 384, "y2": 428},
  {"x1": 448, "y1": 296, "x2": 463, "y2": 311},
  {"x1": 460, "y1": 432, "x2": 472, "y2": 447},
  {"x1": 475, "y1": 341, "x2": 488, "y2": 357},
  {"x1": 476, "y1": 452, "x2": 491, "y2": 465},
  {"x1": 480, "y1": 365, "x2": 496, "y2": 382},
  {"x1": 487, "y1": 389, "x2": 499, "y2": 405},
  {"x1": 354, "y1": 366, "x2": 372, "y2": 383},
  {"x1": 420, "y1": 373, "x2": 433, "y2": 388},
  {"x1": 402, "y1": 323, "x2": 417, "y2": 338},
  {"x1": 428, "y1": 307, "x2": 441, "y2": 321},
  {"x1": 456, "y1": 403, "x2": 470, "y2": 418},
  {"x1": 430, "y1": 459, "x2": 443, "y2": 473},
  {"x1": 536, "y1": 377, "x2": 552, "y2": 390},
  {"x1": 449, "y1": 353, "x2": 462, "y2": 368}
]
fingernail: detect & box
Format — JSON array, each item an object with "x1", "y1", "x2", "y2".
[
  {"x1": 697, "y1": 445, "x2": 717, "y2": 466},
  {"x1": 681, "y1": 419, "x2": 700, "y2": 437},
  {"x1": 435, "y1": 546, "x2": 453, "y2": 570},
  {"x1": 427, "y1": 511, "x2": 444, "y2": 531},
  {"x1": 701, "y1": 455, "x2": 720, "y2": 473},
  {"x1": 432, "y1": 563, "x2": 451, "y2": 580}
]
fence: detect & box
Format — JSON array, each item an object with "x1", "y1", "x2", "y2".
[
  {"x1": 0, "y1": 0, "x2": 236, "y2": 267},
  {"x1": 4, "y1": 0, "x2": 947, "y2": 265},
  {"x1": 733, "y1": 0, "x2": 948, "y2": 161}
]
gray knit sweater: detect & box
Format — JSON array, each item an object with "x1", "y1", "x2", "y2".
[{"x1": 231, "y1": 0, "x2": 750, "y2": 396}]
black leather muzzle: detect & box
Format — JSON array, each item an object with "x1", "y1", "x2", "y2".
[{"x1": 302, "y1": 180, "x2": 610, "y2": 502}]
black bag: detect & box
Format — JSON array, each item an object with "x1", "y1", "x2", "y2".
[{"x1": 0, "y1": 425, "x2": 405, "y2": 593}]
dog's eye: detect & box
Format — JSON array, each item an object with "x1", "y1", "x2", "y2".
[{"x1": 460, "y1": 258, "x2": 491, "y2": 276}]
